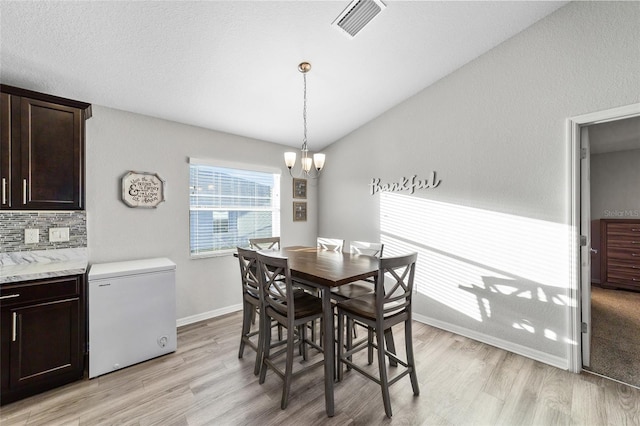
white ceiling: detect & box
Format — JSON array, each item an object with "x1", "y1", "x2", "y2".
[{"x1": 1, "y1": 1, "x2": 568, "y2": 150}]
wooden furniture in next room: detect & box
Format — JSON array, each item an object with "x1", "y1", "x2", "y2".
[{"x1": 600, "y1": 219, "x2": 640, "y2": 292}]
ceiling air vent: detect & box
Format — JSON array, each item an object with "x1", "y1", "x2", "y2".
[{"x1": 332, "y1": 0, "x2": 386, "y2": 38}]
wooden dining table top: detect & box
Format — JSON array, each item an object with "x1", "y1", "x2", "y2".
[{"x1": 258, "y1": 246, "x2": 379, "y2": 288}]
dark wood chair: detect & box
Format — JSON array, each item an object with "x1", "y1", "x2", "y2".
[
  {"x1": 249, "y1": 236, "x2": 281, "y2": 250},
  {"x1": 331, "y1": 241, "x2": 383, "y2": 301},
  {"x1": 247, "y1": 237, "x2": 281, "y2": 326},
  {"x1": 336, "y1": 253, "x2": 420, "y2": 418},
  {"x1": 236, "y1": 247, "x2": 265, "y2": 375},
  {"x1": 256, "y1": 252, "x2": 325, "y2": 410},
  {"x1": 330, "y1": 241, "x2": 389, "y2": 364}
]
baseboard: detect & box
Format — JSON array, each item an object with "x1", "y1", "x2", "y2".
[
  {"x1": 412, "y1": 313, "x2": 569, "y2": 370},
  {"x1": 177, "y1": 304, "x2": 242, "y2": 328}
]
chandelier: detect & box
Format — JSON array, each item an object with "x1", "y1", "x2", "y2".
[{"x1": 284, "y1": 62, "x2": 325, "y2": 178}]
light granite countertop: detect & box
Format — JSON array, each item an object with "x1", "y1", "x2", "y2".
[{"x1": 0, "y1": 248, "x2": 88, "y2": 284}]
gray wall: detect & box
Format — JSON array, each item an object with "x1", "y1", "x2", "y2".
[
  {"x1": 86, "y1": 106, "x2": 318, "y2": 322},
  {"x1": 591, "y1": 149, "x2": 640, "y2": 220},
  {"x1": 318, "y1": 1, "x2": 640, "y2": 368}
]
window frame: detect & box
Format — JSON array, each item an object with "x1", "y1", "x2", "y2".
[{"x1": 189, "y1": 158, "x2": 281, "y2": 258}]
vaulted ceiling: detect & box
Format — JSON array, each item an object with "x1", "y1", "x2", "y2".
[{"x1": 1, "y1": 1, "x2": 568, "y2": 150}]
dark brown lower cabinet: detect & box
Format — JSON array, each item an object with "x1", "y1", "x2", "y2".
[{"x1": 0, "y1": 275, "x2": 85, "y2": 405}]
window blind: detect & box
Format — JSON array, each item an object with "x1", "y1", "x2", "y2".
[{"x1": 189, "y1": 162, "x2": 280, "y2": 256}]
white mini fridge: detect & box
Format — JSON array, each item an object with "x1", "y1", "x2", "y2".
[{"x1": 88, "y1": 257, "x2": 177, "y2": 379}]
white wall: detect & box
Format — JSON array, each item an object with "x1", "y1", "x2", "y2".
[
  {"x1": 318, "y1": 1, "x2": 640, "y2": 368},
  {"x1": 591, "y1": 149, "x2": 640, "y2": 220},
  {"x1": 86, "y1": 107, "x2": 318, "y2": 322}
]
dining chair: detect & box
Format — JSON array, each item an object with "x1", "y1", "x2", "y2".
[
  {"x1": 331, "y1": 241, "x2": 383, "y2": 301},
  {"x1": 336, "y1": 252, "x2": 419, "y2": 418},
  {"x1": 331, "y1": 241, "x2": 396, "y2": 366},
  {"x1": 317, "y1": 237, "x2": 345, "y2": 252},
  {"x1": 249, "y1": 236, "x2": 281, "y2": 250},
  {"x1": 236, "y1": 247, "x2": 265, "y2": 375},
  {"x1": 256, "y1": 252, "x2": 325, "y2": 410},
  {"x1": 247, "y1": 237, "x2": 281, "y2": 325}
]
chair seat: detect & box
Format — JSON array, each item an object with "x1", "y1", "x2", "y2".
[
  {"x1": 268, "y1": 291, "x2": 323, "y2": 320},
  {"x1": 336, "y1": 294, "x2": 406, "y2": 322},
  {"x1": 331, "y1": 281, "x2": 373, "y2": 300}
]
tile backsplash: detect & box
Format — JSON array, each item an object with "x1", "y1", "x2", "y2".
[{"x1": 0, "y1": 211, "x2": 87, "y2": 252}]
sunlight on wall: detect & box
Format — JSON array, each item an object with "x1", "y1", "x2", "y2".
[{"x1": 380, "y1": 193, "x2": 572, "y2": 329}]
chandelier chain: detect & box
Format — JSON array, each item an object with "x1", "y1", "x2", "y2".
[{"x1": 302, "y1": 72, "x2": 307, "y2": 147}]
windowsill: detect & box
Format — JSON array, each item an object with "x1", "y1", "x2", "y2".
[{"x1": 190, "y1": 250, "x2": 237, "y2": 259}]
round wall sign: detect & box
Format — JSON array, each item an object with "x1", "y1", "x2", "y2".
[{"x1": 121, "y1": 171, "x2": 166, "y2": 208}]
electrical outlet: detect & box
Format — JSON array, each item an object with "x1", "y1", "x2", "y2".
[
  {"x1": 49, "y1": 227, "x2": 70, "y2": 242},
  {"x1": 25, "y1": 228, "x2": 39, "y2": 244}
]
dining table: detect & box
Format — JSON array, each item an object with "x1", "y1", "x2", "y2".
[{"x1": 258, "y1": 245, "x2": 380, "y2": 417}]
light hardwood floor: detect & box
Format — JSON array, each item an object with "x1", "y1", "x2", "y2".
[{"x1": 1, "y1": 311, "x2": 639, "y2": 425}]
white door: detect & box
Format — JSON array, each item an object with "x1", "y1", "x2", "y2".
[{"x1": 580, "y1": 126, "x2": 591, "y2": 367}]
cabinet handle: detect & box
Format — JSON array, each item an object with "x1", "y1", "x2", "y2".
[
  {"x1": 633, "y1": 229, "x2": 640, "y2": 232},
  {"x1": 12, "y1": 312, "x2": 17, "y2": 342},
  {"x1": 0, "y1": 293, "x2": 20, "y2": 300},
  {"x1": 1, "y1": 178, "x2": 6, "y2": 205},
  {"x1": 22, "y1": 179, "x2": 27, "y2": 204}
]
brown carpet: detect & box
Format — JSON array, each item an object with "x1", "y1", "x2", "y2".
[{"x1": 588, "y1": 285, "x2": 640, "y2": 388}]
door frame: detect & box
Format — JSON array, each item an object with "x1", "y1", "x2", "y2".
[{"x1": 567, "y1": 102, "x2": 640, "y2": 373}]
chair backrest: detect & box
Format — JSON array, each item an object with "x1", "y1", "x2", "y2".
[
  {"x1": 237, "y1": 247, "x2": 260, "y2": 300},
  {"x1": 350, "y1": 241, "x2": 384, "y2": 258},
  {"x1": 249, "y1": 236, "x2": 281, "y2": 250},
  {"x1": 376, "y1": 253, "x2": 418, "y2": 317},
  {"x1": 317, "y1": 237, "x2": 345, "y2": 252},
  {"x1": 256, "y1": 252, "x2": 294, "y2": 320}
]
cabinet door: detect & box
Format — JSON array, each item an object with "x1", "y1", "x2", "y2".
[
  {"x1": 1, "y1": 92, "x2": 12, "y2": 208},
  {"x1": 9, "y1": 298, "x2": 81, "y2": 388},
  {"x1": 20, "y1": 97, "x2": 84, "y2": 209}
]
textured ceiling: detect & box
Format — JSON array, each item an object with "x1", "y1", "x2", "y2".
[{"x1": 1, "y1": 1, "x2": 568, "y2": 150}]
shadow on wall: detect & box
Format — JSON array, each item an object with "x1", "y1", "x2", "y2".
[{"x1": 379, "y1": 192, "x2": 573, "y2": 356}]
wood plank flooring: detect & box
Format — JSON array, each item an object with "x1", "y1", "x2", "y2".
[{"x1": 1, "y1": 311, "x2": 639, "y2": 425}]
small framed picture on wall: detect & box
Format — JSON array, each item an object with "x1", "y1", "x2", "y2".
[
  {"x1": 293, "y1": 178, "x2": 307, "y2": 199},
  {"x1": 293, "y1": 202, "x2": 307, "y2": 222}
]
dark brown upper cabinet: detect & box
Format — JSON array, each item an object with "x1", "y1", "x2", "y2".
[{"x1": 0, "y1": 85, "x2": 91, "y2": 210}]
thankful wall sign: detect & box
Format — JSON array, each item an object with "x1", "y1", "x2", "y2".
[{"x1": 369, "y1": 172, "x2": 441, "y2": 195}]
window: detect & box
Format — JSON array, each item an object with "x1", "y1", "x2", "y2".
[{"x1": 189, "y1": 159, "x2": 280, "y2": 257}]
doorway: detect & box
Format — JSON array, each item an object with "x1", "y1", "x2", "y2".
[
  {"x1": 583, "y1": 115, "x2": 640, "y2": 387},
  {"x1": 567, "y1": 103, "x2": 640, "y2": 377}
]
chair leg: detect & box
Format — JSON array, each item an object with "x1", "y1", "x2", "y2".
[
  {"x1": 376, "y1": 328, "x2": 393, "y2": 418},
  {"x1": 254, "y1": 309, "x2": 266, "y2": 376},
  {"x1": 301, "y1": 323, "x2": 309, "y2": 361},
  {"x1": 310, "y1": 319, "x2": 317, "y2": 344},
  {"x1": 281, "y1": 326, "x2": 296, "y2": 409},
  {"x1": 345, "y1": 315, "x2": 353, "y2": 371},
  {"x1": 384, "y1": 328, "x2": 398, "y2": 367},
  {"x1": 368, "y1": 328, "x2": 374, "y2": 365},
  {"x1": 239, "y1": 301, "x2": 252, "y2": 358},
  {"x1": 405, "y1": 319, "x2": 420, "y2": 396},
  {"x1": 250, "y1": 304, "x2": 257, "y2": 325},
  {"x1": 337, "y1": 312, "x2": 344, "y2": 382},
  {"x1": 259, "y1": 317, "x2": 272, "y2": 384}
]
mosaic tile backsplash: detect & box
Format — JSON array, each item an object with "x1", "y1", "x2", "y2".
[{"x1": 0, "y1": 211, "x2": 87, "y2": 252}]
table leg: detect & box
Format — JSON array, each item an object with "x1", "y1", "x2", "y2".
[{"x1": 322, "y1": 287, "x2": 335, "y2": 416}]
